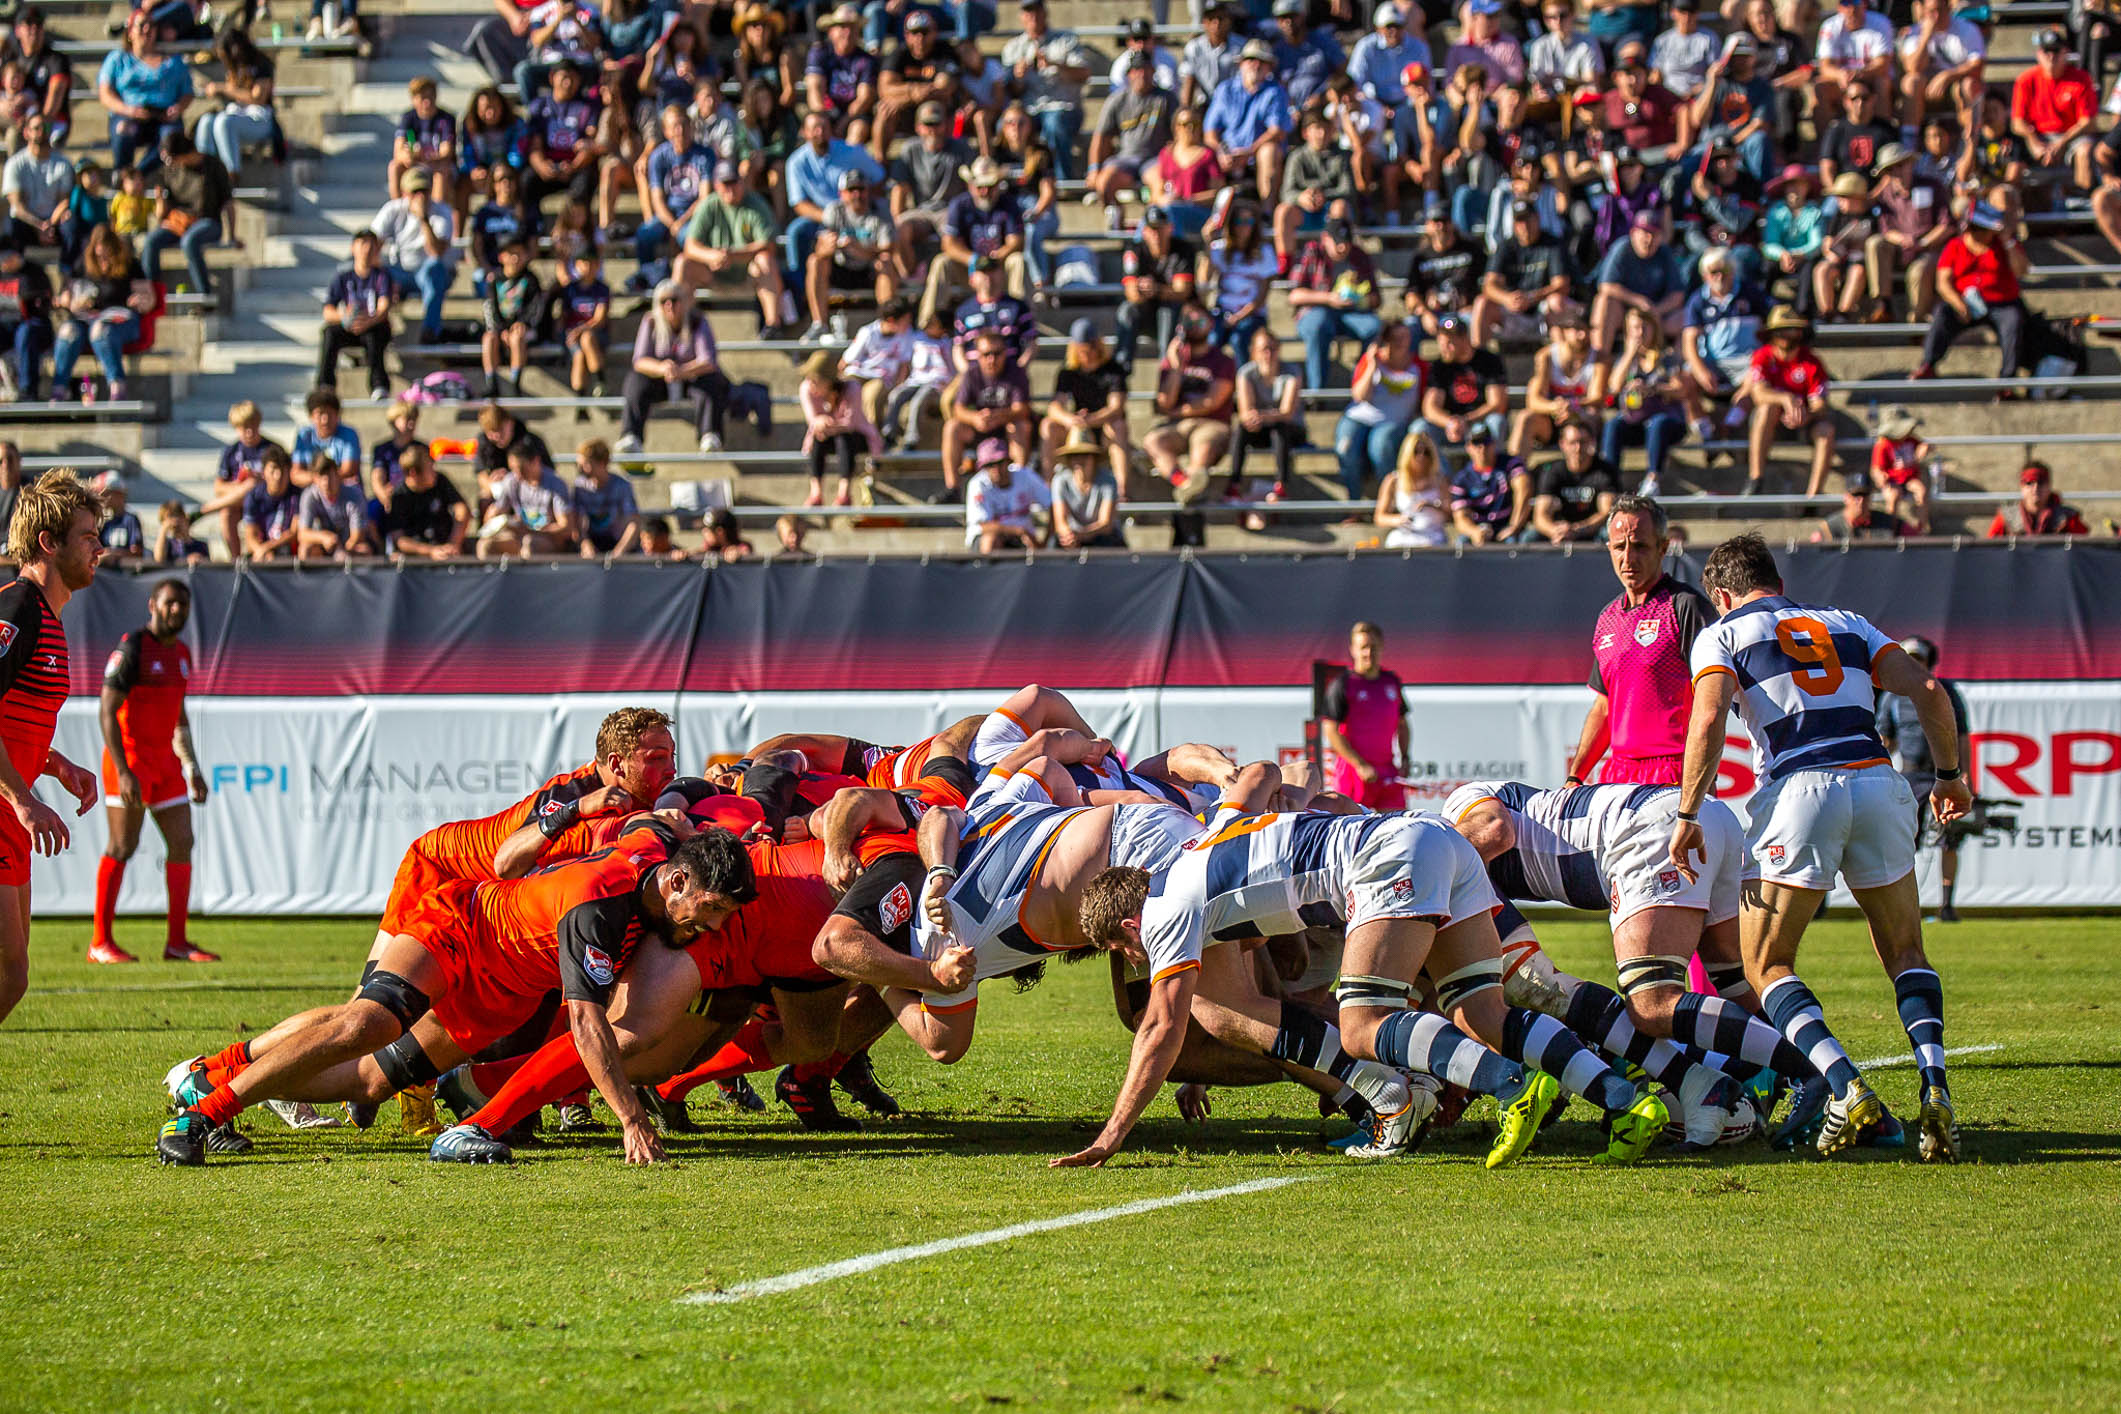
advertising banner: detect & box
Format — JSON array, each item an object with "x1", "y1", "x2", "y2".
[{"x1": 34, "y1": 683, "x2": 2117, "y2": 914}]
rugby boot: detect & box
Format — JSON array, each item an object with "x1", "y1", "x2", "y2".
[
  {"x1": 775, "y1": 1065, "x2": 861, "y2": 1131},
  {"x1": 1486, "y1": 1070, "x2": 1561, "y2": 1170},
  {"x1": 430, "y1": 1123, "x2": 513, "y2": 1164},
  {"x1": 1817, "y1": 1077, "x2": 1887, "y2": 1157},
  {"x1": 398, "y1": 1085, "x2": 443, "y2": 1137},
  {"x1": 205, "y1": 1123, "x2": 252, "y2": 1155},
  {"x1": 1594, "y1": 1090, "x2": 1669, "y2": 1166},
  {"x1": 1917, "y1": 1084, "x2": 1961, "y2": 1164},
  {"x1": 713, "y1": 1076, "x2": 767, "y2": 1112},
  {"x1": 639, "y1": 1085, "x2": 699, "y2": 1134},
  {"x1": 832, "y1": 1051, "x2": 903, "y2": 1118},
  {"x1": 157, "y1": 1110, "x2": 212, "y2": 1166},
  {"x1": 1770, "y1": 1075, "x2": 1827, "y2": 1151}
]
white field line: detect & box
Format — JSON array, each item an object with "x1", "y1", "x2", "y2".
[
  {"x1": 1853, "y1": 1042, "x2": 2004, "y2": 1069},
  {"x1": 680, "y1": 1175, "x2": 1316, "y2": 1306}
]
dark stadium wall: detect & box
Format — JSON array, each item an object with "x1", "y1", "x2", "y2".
[{"x1": 43, "y1": 542, "x2": 2121, "y2": 697}]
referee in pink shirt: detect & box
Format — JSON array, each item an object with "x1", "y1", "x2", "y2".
[{"x1": 1564, "y1": 496, "x2": 1711, "y2": 788}]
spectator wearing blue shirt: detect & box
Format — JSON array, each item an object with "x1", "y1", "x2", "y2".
[
  {"x1": 570, "y1": 438, "x2": 641, "y2": 556},
  {"x1": 1346, "y1": 3, "x2": 1433, "y2": 111},
  {"x1": 1204, "y1": 41, "x2": 1289, "y2": 200},
  {"x1": 633, "y1": 105, "x2": 716, "y2": 287},
  {"x1": 785, "y1": 108, "x2": 887, "y2": 272},
  {"x1": 916, "y1": 154, "x2": 1023, "y2": 326},
  {"x1": 314, "y1": 231, "x2": 399, "y2": 401},
  {"x1": 1264, "y1": 0, "x2": 1340, "y2": 108},
  {"x1": 292, "y1": 386, "x2": 363, "y2": 474},
  {"x1": 1591, "y1": 210, "x2": 1688, "y2": 352},
  {"x1": 96, "y1": 14, "x2": 193, "y2": 170},
  {"x1": 1447, "y1": 425, "x2": 1533, "y2": 543},
  {"x1": 1680, "y1": 248, "x2": 1770, "y2": 416}
]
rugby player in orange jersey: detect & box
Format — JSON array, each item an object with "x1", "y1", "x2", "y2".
[
  {"x1": 90, "y1": 579, "x2": 213, "y2": 965},
  {"x1": 0, "y1": 473, "x2": 103, "y2": 1027},
  {"x1": 159, "y1": 819, "x2": 756, "y2": 1167},
  {"x1": 364, "y1": 706, "x2": 679, "y2": 962},
  {"x1": 429, "y1": 834, "x2": 893, "y2": 1161}
]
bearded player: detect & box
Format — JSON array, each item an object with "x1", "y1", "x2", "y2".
[
  {"x1": 89, "y1": 578, "x2": 215, "y2": 964},
  {"x1": 0, "y1": 472, "x2": 103, "y2": 1026}
]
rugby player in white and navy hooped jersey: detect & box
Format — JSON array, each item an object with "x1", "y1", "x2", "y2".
[
  {"x1": 1566, "y1": 496, "x2": 1711, "y2": 789},
  {"x1": 1672, "y1": 533, "x2": 1971, "y2": 1163}
]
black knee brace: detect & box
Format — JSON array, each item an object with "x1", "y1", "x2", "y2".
[
  {"x1": 356, "y1": 969, "x2": 431, "y2": 1030},
  {"x1": 374, "y1": 1032, "x2": 443, "y2": 1093},
  {"x1": 1617, "y1": 954, "x2": 1691, "y2": 998}
]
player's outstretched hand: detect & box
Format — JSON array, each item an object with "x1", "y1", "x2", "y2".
[
  {"x1": 1050, "y1": 1141, "x2": 1116, "y2": 1169},
  {"x1": 929, "y1": 943, "x2": 976, "y2": 993},
  {"x1": 1176, "y1": 1083, "x2": 1212, "y2": 1123},
  {"x1": 1932, "y1": 776, "x2": 1973, "y2": 828},
  {"x1": 14, "y1": 795, "x2": 67, "y2": 856},
  {"x1": 1666, "y1": 817, "x2": 1704, "y2": 884},
  {"x1": 621, "y1": 1119, "x2": 666, "y2": 1166}
]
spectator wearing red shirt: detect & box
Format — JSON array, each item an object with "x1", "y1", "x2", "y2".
[
  {"x1": 1987, "y1": 461, "x2": 2090, "y2": 537},
  {"x1": 2010, "y1": 28, "x2": 2098, "y2": 192},
  {"x1": 1914, "y1": 202, "x2": 2083, "y2": 386},
  {"x1": 1602, "y1": 38, "x2": 1691, "y2": 163},
  {"x1": 1734, "y1": 304, "x2": 1836, "y2": 495}
]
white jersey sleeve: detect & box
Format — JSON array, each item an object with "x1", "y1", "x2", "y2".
[{"x1": 1138, "y1": 867, "x2": 1210, "y2": 982}]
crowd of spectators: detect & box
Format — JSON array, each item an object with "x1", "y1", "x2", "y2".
[
  {"x1": 0, "y1": 6, "x2": 303, "y2": 404},
  {"x1": 6, "y1": 0, "x2": 2117, "y2": 558}
]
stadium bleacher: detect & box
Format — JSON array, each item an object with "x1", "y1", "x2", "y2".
[{"x1": 17, "y1": 0, "x2": 2119, "y2": 556}]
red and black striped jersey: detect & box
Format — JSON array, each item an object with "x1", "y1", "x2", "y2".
[
  {"x1": 0, "y1": 579, "x2": 68, "y2": 779},
  {"x1": 104, "y1": 628, "x2": 191, "y2": 763}
]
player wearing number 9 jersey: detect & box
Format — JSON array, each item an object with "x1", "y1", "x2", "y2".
[{"x1": 1677, "y1": 534, "x2": 1972, "y2": 1163}]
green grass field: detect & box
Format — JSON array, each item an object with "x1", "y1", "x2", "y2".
[{"x1": 1, "y1": 914, "x2": 2117, "y2": 1412}]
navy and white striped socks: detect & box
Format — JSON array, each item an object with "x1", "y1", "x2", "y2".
[
  {"x1": 1504, "y1": 1007, "x2": 1637, "y2": 1114},
  {"x1": 1893, "y1": 967, "x2": 1949, "y2": 1093},
  {"x1": 1372, "y1": 1009, "x2": 1526, "y2": 1102},
  {"x1": 1760, "y1": 975, "x2": 1861, "y2": 1095},
  {"x1": 1671, "y1": 992, "x2": 1816, "y2": 1080}
]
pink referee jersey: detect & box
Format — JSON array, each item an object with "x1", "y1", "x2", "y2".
[
  {"x1": 1587, "y1": 576, "x2": 1712, "y2": 784},
  {"x1": 1323, "y1": 666, "x2": 1407, "y2": 807}
]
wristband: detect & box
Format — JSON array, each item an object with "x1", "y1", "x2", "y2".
[
  {"x1": 1675, "y1": 809, "x2": 1698, "y2": 822},
  {"x1": 536, "y1": 798, "x2": 582, "y2": 840},
  {"x1": 927, "y1": 865, "x2": 959, "y2": 880},
  {"x1": 1564, "y1": 775, "x2": 1584, "y2": 787},
  {"x1": 1933, "y1": 766, "x2": 1961, "y2": 781}
]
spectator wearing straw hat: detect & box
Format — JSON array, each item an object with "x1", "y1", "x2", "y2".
[
  {"x1": 1734, "y1": 303, "x2": 1837, "y2": 495},
  {"x1": 918, "y1": 153, "x2": 1023, "y2": 328},
  {"x1": 1865, "y1": 142, "x2": 1951, "y2": 323},
  {"x1": 1051, "y1": 434, "x2": 1124, "y2": 549},
  {"x1": 806, "y1": 5, "x2": 880, "y2": 149},
  {"x1": 1203, "y1": 38, "x2": 1290, "y2": 203}
]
